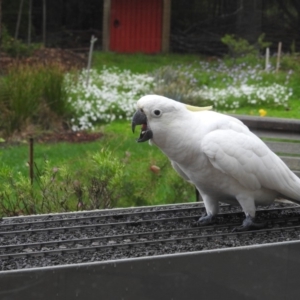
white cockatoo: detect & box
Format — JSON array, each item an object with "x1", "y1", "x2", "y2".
[{"x1": 132, "y1": 95, "x2": 300, "y2": 231}]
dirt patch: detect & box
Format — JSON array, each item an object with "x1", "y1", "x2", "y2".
[
  {"x1": 0, "y1": 131, "x2": 104, "y2": 147},
  {"x1": 0, "y1": 48, "x2": 87, "y2": 73},
  {"x1": 35, "y1": 131, "x2": 103, "y2": 143}
]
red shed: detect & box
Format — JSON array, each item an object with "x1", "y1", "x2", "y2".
[{"x1": 103, "y1": 0, "x2": 171, "y2": 53}]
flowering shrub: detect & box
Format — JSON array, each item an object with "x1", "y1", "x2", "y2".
[
  {"x1": 191, "y1": 60, "x2": 293, "y2": 110},
  {"x1": 66, "y1": 67, "x2": 154, "y2": 131},
  {"x1": 197, "y1": 83, "x2": 292, "y2": 110},
  {"x1": 66, "y1": 61, "x2": 294, "y2": 131}
]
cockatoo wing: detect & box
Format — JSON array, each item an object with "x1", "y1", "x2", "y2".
[
  {"x1": 171, "y1": 160, "x2": 192, "y2": 182},
  {"x1": 201, "y1": 127, "x2": 300, "y2": 200}
]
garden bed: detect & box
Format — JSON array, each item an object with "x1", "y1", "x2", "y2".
[{"x1": 0, "y1": 48, "x2": 86, "y2": 73}]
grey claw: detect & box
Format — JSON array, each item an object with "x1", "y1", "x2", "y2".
[
  {"x1": 196, "y1": 214, "x2": 216, "y2": 226},
  {"x1": 232, "y1": 215, "x2": 266, "y2": 232}
]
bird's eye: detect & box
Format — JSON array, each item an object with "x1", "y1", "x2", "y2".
[
  {"x1": 153, "y1": 110, "x2": 161, "y2": 116},
  {"x1": 140, "y1": 109, "x2": 144, "y2": 113}
]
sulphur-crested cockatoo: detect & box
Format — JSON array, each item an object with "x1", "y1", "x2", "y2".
[{"x1": 132, "y1": 95, "x2": 300, "y2": 231}]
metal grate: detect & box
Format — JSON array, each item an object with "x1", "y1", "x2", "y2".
[{"x1": 1, "y1": 202, "x2": 300, "y2": 271}]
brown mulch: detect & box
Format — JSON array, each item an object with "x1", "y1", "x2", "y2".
[
  {"x1": 0, "y1": 48, "x2": 86, "y2": 73},
  {"x1": 0, "y1": 131, "x2": 104, "y2": 147},
  {"x1": 35, "y1": 131, "x2": 103, "y2": 144}
]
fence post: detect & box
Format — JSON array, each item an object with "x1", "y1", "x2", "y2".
[
  {"x1": 265, "y1": 47, "x2": 270, "y2": 71},
  {"x1": 276, "y1": 42, "x2": 282, "y2": 73}
]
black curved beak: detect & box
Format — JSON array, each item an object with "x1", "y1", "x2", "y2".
[{"x1": 132, "y1": 110, "x2": 153, "y2": 143}]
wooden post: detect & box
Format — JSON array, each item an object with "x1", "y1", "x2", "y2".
[
  {"x1": 276, "y1": 42, "x2": 282, "y2": 73},
  {"x1": 162, "y1": 0, "x2": 171, "y2": 53},
  {"x1": 102, "y1": 0, "x2": 111, "y2": 51},
  {"x1": 265, "y1": 47, "x2": 270, "y2": 71}
]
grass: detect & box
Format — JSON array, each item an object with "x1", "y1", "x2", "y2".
[
  {"x1": 0, "y1": 120, "x2": 195, "y2": 216},
  {"x1": 0, "y1": 63, "x2": 71, "y2": 137},
  {"x1": 226, "y1": 105, "x2": 300, "y2": 119},
  {"x1": 0, "y1": 140, "x2": 103, "y2": 175},
  {"x1": 93, "y1": 52, "x2": 204, "y2": 73}
]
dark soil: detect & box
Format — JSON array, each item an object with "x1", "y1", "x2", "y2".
[
  {"x1": 0, "y1": 48, "x2": 86, "y2": 73},
  {"x1": 0, "y1": 130, "x2": 103, "y2": 147},
  {"x1": 35, "y1": 131, "x2": 103, "y2": 143}
]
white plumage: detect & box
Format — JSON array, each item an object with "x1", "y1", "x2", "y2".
[{"x1": 132, "y1": 95, "x2": 300, "y2": 230}]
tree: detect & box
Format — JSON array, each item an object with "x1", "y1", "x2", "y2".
[
  {"x1": 0, "y1": 0, "x2": 2, "y2": 45},
  {"x1": 15, "y1": 0, "x2": 24, "y2": 40}
]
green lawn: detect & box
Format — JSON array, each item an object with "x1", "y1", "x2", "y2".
[
  {"x1": 93, "y1": 52, "x2": 204, "y2": 73},
  {"x1": 0, "y1": 120, "x2": 195, "y2": 216}
]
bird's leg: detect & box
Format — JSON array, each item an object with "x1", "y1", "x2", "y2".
[
  {"x1": 196, "y1": 194, "x2": 218, "y2": 226},
  {"x1": 233, "y1": 195, "x2": 266, "y2": 232},
  {"x1": 197, "y1": 213, "x2": 216, "y2": 225},
  {"x1": 233, "y1": 214, "x2": 266, "y2": 232}
]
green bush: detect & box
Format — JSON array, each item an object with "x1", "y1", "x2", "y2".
[
  {"x1": 151, "y1": 66, "x2": 209, "y2": 106},
  {"x1": 0, "y1": 148, "x2": 125, "y2": 216},
  {"x1": 0, "y1": 145, "x2": 195, "y2": 217},
  {"x1": 1, "y1": 26, "x2": 41, "y2": 58},
  {"x1": 40, "y1": 65, "x2": 72, "y2": 117},
  {"x1": 77, "y1": 149, "x2": 126, "y2": 209},
  {"x1": 280, "y1": 54, "x2": 300, "y2": 73},
  {"x1": 221, "y1": 33, "x2": 271, "y2": 58},
  {"x1": 0, "y1": 64, "x2": 73, "y2": 136}
]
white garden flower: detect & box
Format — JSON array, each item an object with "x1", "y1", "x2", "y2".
[
  {"x1": 66, "y1": 67, "x2": 155, "y2": 130},
  {"x1": 65, "y1": 63, "x2": 294, "y2": 130}
]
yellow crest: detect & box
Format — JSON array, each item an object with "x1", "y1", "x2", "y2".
[{"x1": 185, "y1": 104, "x2": 212, "y2": 112}]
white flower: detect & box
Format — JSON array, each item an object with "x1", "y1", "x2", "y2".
[{"x1": 66, "y1": 67, "x2": 154, "y2": 130}]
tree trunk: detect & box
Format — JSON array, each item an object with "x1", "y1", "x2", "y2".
[
  {"x1": 0, "y1": 0, "x2": 2, "y2": 46},
  {"x1": 236, "y1": 0, "x2": 262, "y2": 43},
  {"x1": 43, "y1": 0, "x2": 46, "y2": 46},
  {"x1": 15, "y1": 0, "x2": 24, "y2": 40},
  {"x1": 27, "y1": 0, "x2": 32, "y2": 45}
]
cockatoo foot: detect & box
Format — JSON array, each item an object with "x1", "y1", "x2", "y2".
[
  {"x1": 232, "y1": 215, "x2": 266, "y2": 232},
  {"x1": 196, "y1": 214, "x2": 216, "y2": 226}
]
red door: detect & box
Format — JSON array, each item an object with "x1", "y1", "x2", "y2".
[{"x1": 110, "y1": 0, "x2": 162, "y2": 53}]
